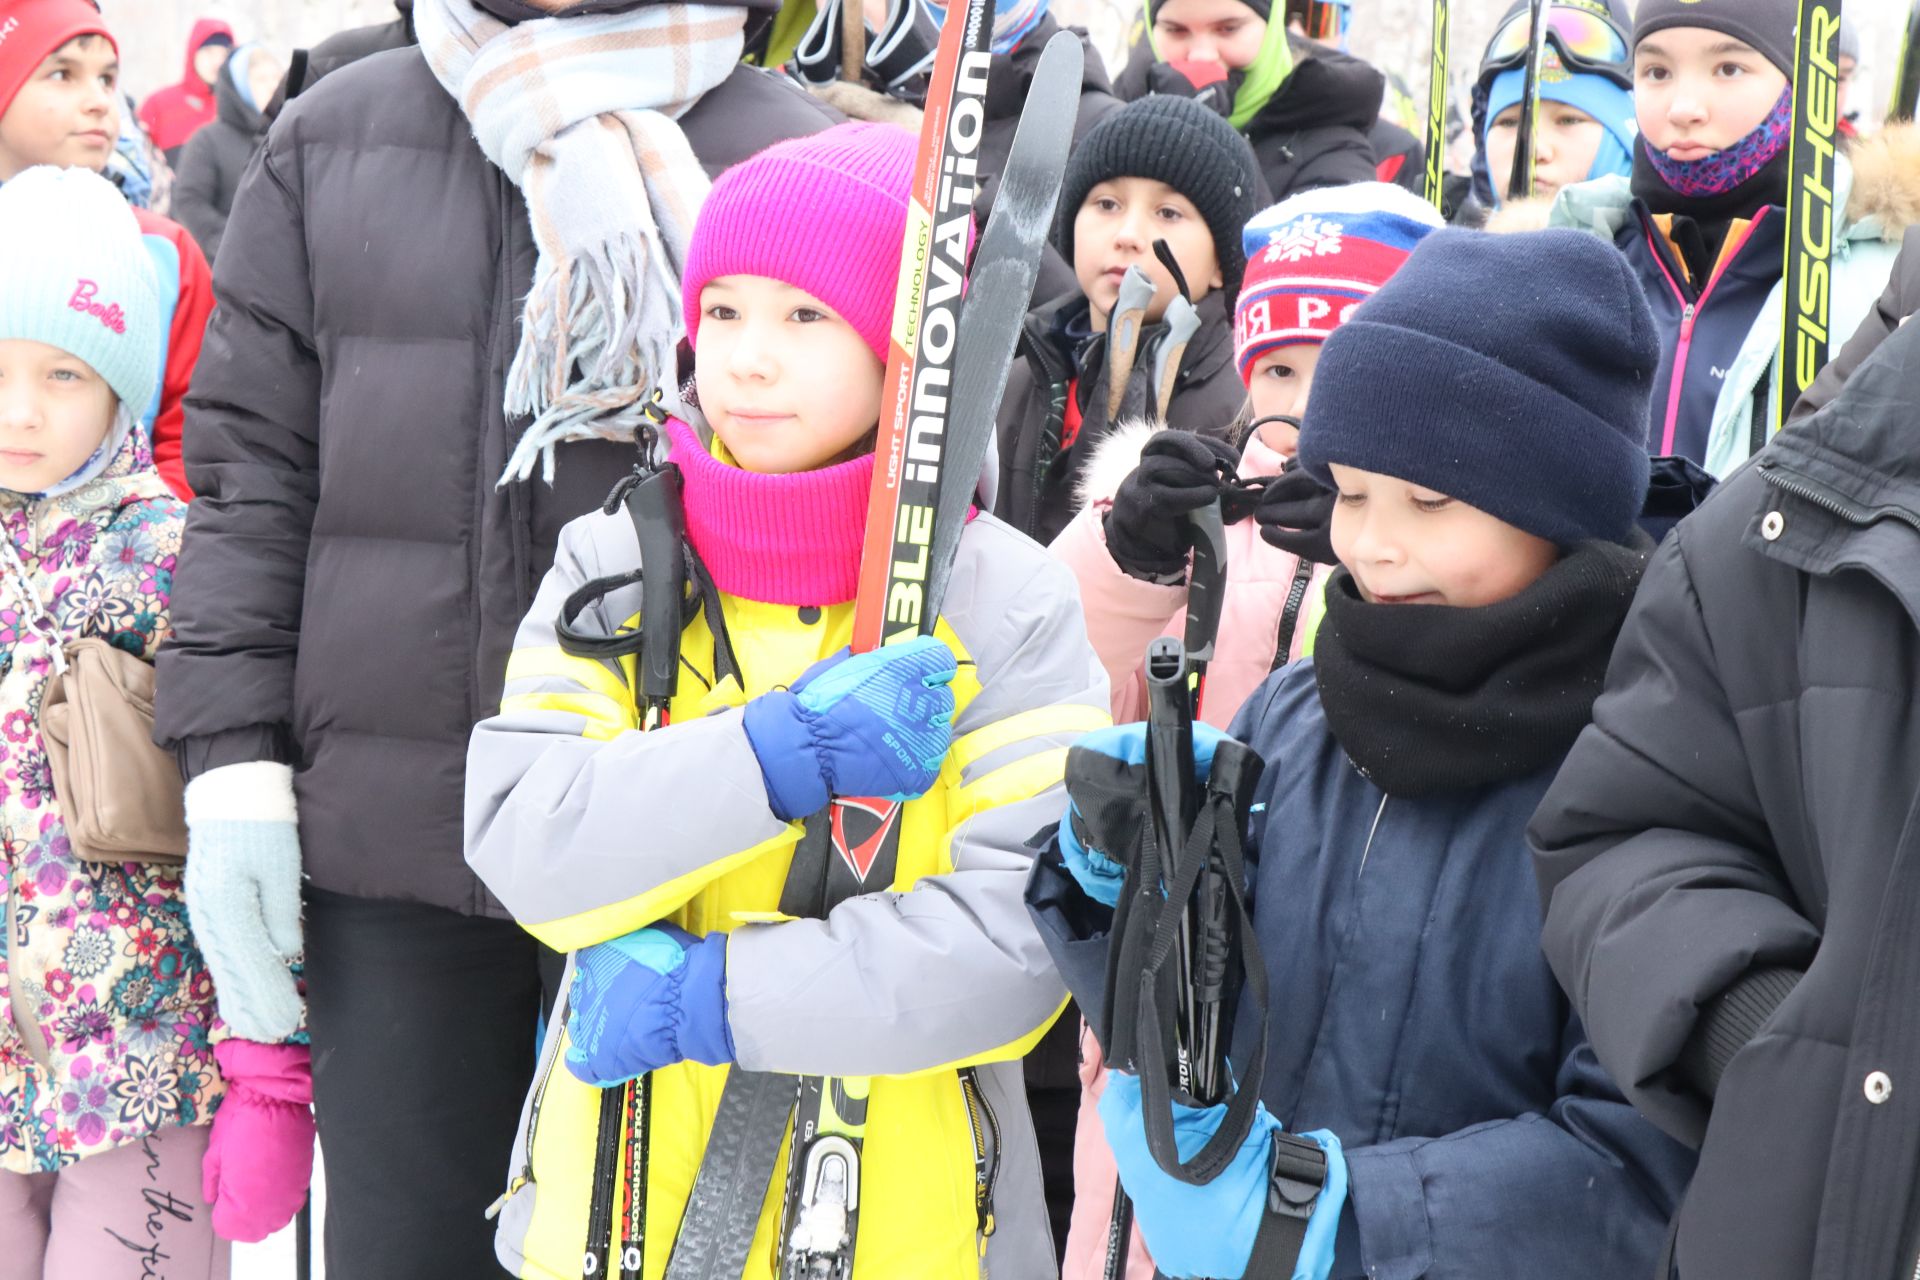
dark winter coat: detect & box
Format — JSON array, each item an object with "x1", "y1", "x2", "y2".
[
  {"x1": 1029, "y1": 661, "x2": 1695, "y2": 1280},
  {"x1": 1794, "y1": 224, "x2": 1920, "y2": 420},
  {"x1": 1369, "y1": 116, "x2": 1424, "y2": 194},
  {"x1": 1613, "y1": 200, "x2": 1784, "y2": 467},
  {"x1": 982, "y1": 17, "x2": 1123, "y2": 304},
  {"x1": 1113, "y1": 36, "x2": 1382, "y2": 201},
  {"x1": 172, "y1": 53, "x2": 269, "y2": 264},
  {"x1": 993, "y1": 289, "x2": 1244, "y2": 545},
  {"x1": 264, "y1": 0, "x2": 416, "y2": 119},
  {"x1": 151, "y1": 47, "x2": 838, "y2": 915},
  {"x1": 1532, "y1": 318, "x2": 1920, "y2": 1280}
]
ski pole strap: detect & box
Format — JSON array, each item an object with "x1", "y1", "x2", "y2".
[
  {"x1": 1132, "y1": 741, "x2": 1270, "y2": 1185},
  {"x1": 1241, "y1": 1132, "x2": 1331, "y2": 1276}
]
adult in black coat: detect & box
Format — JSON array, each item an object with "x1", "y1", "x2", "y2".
[
  {"x1": 1113, "y1": 24, "x2": 1383, "y2": 199},
  {"x1": 173, "y1": 44, "x2": 278, "y2": 262},
  {"x1": 1532, "y1": 317, "x2": 1920, "y2": 1280},
  {"x1": 149, "y1": 3, "x2": 837, "y2": 1273}
]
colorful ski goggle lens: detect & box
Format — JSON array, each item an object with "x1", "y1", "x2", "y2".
[
  {"x1": 1299, "y1": 0, "x2": 1347, "y2": 43},
  {"x1": 1483, "y1": 6, "x2": 1628, "y2": 77}
]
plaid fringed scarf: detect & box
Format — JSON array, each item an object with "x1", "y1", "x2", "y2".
[{"x1": 416, "y1": 0, "x2": 745, "y2": 484}]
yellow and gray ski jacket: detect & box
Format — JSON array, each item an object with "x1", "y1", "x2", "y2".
[{"x1": 465, "y1": 504, "x2": 1109, "y2": 1280}]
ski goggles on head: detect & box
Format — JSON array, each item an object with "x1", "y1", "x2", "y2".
[
  {"x1": 1289, "y1": 0, "x2": 1347, "y2": 44},
  {"x1": 1481, "y1": 5, "x2": 1629, "y2": 85}
]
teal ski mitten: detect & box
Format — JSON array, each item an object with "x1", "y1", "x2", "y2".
[{"x1": 183, "y1": 762, "x2": 305, "y2": 1042}]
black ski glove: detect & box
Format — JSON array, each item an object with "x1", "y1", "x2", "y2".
[
  {"x1": 1103, "y1": 432, "x2": 1240, "y2": 582},
  {"x1": 1254, "y1": 462, "x2": 1338, "y2": 566}
]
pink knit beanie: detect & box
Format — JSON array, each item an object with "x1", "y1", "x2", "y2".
[{"x1": 682, "y1": 123, "x2": 916, "y2": 365}]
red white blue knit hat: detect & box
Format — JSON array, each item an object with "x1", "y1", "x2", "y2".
[{"x1": 1234, "y1": 182, "x2": 1445, "y2": 383}]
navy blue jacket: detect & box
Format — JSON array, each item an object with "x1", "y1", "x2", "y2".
[
  {"x1": 1617, "y1": 202, "x2": 1783, "y2": 466},
  {"x1": 1030, "y1": 663, "x2": 1695, "y2": 1279}
]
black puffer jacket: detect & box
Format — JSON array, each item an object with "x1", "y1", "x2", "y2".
[
  {"x1": 1114, "y1": 35, "x2": 1384, "y2": 200},
  {"x1": 172, "y1": 51, "x2": 269, "y2": 263},
  {"x1": 993, "y1": 290, "x2": 1244, "y2": 544},
  {"x1": 153, "y1": 47, "x2": 838, "y2": 915},
  {"x1": 1532, "y1": 318, "x2": 1920, "y2": 1280},
  {"x1": 265, "y1": 0, "x2": 416, "y2": 119}
]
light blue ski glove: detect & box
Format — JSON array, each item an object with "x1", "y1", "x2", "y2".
[
  {"x1": 1059, "y1": 722, "x2": 1230, "y2": 906},
  {"x1": 182, "y1": 762, "x2": 305, "y2": 1043},
  {"x1": 1099, "y1": 1071, "x2": 1346, "y2": 1280},
  {"x1": 564, "y1": 924, "x2": 733, "y2": 1086},
  {"x1": 741, "y1": 634, "x2": 958, "y2": 822}
]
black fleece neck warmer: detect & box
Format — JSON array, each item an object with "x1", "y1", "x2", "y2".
[{"x1": 1313, "y1": 538, "x2": 1650, "y2": 798}]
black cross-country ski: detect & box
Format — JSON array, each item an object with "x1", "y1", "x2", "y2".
[
  {"x1": 1424, "y1": 0, "x2": 1450, "y2": 211},
  {"x1": 920, "y1": 29, "x2": 1082, "y2": 627},
  {"x1": 1507, "y1": 0, "x2": 1550, "y2": 202},
  {"x1": 1777, "y1": 0, "x2": 1844, "y2": 435}
]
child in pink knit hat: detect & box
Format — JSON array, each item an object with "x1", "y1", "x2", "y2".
[{"x1": 463, "y1": 122, "x2": 1109, "y2": 1279}]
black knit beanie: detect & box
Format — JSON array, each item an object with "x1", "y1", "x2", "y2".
[
  {"x1": 1299, "y1": 229, "x2": 1657, "y2": 547},
  {"x1": 1634, "y1": 0, "x2": 1795, "y2": 77},
  {"x1": 1053, "y1": 95, "x2": 1265, "y2": 298}
]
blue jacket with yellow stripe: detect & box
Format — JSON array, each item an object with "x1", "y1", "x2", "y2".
[{"x1": 464, "y1": 494, "x2": 1110, "y2": 1279}]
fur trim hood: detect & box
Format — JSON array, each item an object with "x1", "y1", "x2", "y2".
[{"x1": 1846, "y1": 123, "x2": 1920, "y2": 242}]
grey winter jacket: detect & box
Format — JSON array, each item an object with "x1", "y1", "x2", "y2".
[
  {"x1": 1532, "y1": 317, "x2": 1920, "y2": 1280},
  {"x1": 153, "y1": 46, "x2": 838, "y2": 915},
  {"x1": 172, "y1": 52, "x2": 269, "y2": 264}
]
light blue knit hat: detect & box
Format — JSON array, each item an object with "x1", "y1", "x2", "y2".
[{"x1": 0, "y1": 166, "x2": 160, "y2": 416}]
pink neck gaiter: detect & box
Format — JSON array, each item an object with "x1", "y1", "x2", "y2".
[{"x1": 667, "y1": 419, "x2": 872, "y2": 607}]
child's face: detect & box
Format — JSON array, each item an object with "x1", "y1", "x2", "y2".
[
  {"x1": 0, "y1": 340, "x2": 118, "y2": 493},
  {"x1": 1634, "y1": 29, "x2": 1789, "y2": 157},
  {"x1": 1245, "y1": 342, "x2": 1321, "y2": 445},
  {"x1": 1485, "y1": 100, "x2": 1605, "y2": 202},
  {"x1": 694, "y1": 275, "x2": 884, "y2": 476},
  {"x1": 1073, "y1": 179, "x2": 1223, "y2": 334},
  {"x1": 1152, "y1": 0, "x2": 1268, "y2": 72},
  {"x1": 0, "y1": 37, "x2": 121, "y2": 182},
  {"x1": 1327, "y1": 462, "x2": 1558, "y2": 608},
  {"x1": 193, "y1": 44, "x2": 231, "y2": 88}
]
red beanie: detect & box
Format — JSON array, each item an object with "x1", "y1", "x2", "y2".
[{"x1": 0, "y1": 0, "x2": 115, "y2": 122}]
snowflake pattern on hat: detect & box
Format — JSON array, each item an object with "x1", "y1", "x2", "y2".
[{"x1": 1263, "y1": 215, "x2": 1346, "y2": 265}]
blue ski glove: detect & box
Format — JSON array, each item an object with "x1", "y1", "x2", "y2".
[
  {"x1": 1059, "y1": 722, "x2": 1230, "y2": 906},
  {"x1": 741, "y1": 634, "x2": 958, "y2": 822},
  {"x1": 183, "y1": 763, "x2": 306, "y2": 1043},
  {"x1": 1098, "y1": 1071, "x2": 1346, "y2": 1280},
  {"x1": 564, "y1": 924, "x2": 734, "y2": 1087}
]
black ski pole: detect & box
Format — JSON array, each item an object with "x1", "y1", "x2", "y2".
[{"x1": 1507, "y1": 0, "x2": 1549, "y2": 203}]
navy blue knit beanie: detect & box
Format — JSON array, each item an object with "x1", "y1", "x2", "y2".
[{"x1": 1298, "y1": 228, "x2": 1656, "y2": 547}]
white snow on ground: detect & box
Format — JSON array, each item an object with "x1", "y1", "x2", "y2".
[{"x1": 232, "y1": 1144, "x2": 325, "y2": 1280}]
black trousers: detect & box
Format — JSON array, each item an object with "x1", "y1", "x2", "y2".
[{"x1": 304, "y1": 887, "x2": 565, "y2": 1279}]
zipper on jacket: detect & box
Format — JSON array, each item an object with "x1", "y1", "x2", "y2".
[
  {"x1": 1023, "y1": 321, "x2": 1076, "y2": 537},
  {"x1": 1756, "y1": 457, "x2": 1920, "y2": 535},
  {"x1": 1269, "y1": 558, "x2": 1318, "y2": 672},
  {"x1": 1643, "y1": 213, "x2": 1768, "y2": 456},
  {"x1": 957, "y1": 1067, "x2": 1001, "y2": 1256},
  {"x1": 1356, "y1": 794, "x2": 1388, "y2": 878},
  {"x1": 485, "y1": 989, "x2": 573, "y2": 1220}
]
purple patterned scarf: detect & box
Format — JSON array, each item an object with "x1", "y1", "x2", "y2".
[{"x1": 1642, "y1": 86, "x2": 1793, "y2": 199}]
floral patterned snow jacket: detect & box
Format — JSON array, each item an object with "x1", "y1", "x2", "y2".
[{"x1": 0, "y1": 429, "x2": 219, "y2": 1174}]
